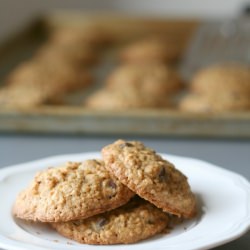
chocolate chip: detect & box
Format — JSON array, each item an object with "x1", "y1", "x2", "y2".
[
  {"x1": 95, "y1": 218, "x2": 107, "y2": 231},
  {"x1": 72, "y1": 220, "x2": 82, "y2": 226},
  {"x1": 93, "y1": 159, "x2": 101, "y2": 165},
  {"x1": 119, "y1": 142, "x2": 134, "y2": 149},
  {"x1": 158, "y1": 166, "x2": 167, "y2": 182},
  {"x1": 108, "y1": 179, "x2": 117, "y2": 189},
  {"x1": 147, "y1": 219, "x2": 155, "y2": 225},
  {"x1": 103, "y1": 179, "x2": 117, "y2": 199}
]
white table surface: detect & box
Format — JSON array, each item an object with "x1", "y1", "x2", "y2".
[{"x1": 0, "y1": 134, "x2": 249, "y2": 249}]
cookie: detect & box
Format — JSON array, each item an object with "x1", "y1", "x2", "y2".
[
  {"x1": 6, "y1": 61, "x2": 93, "y2": 92},
  {"x1": 102, "y1": 140, "x2": 197, "y2": 219},
  {"x1": 84, "y1": 87, "x2": 171, "y2": 110},
  {"x1": 178, "y1": 93, "x2": 250, "y2": 112},
  {"x1": 0, "y1": 85, "x2": 63, "y2": 107},
  {"x1": 179, "y1": 63, "x2": 250, "y2": 112},
  {"x1": 1, "y1": 61, "x2": 92, "y2": 107},
  {"x1": 51, "y1": 197, "x2": 169, "y2": 244},
  {"x1": 106, "y1": 63, "x2": 183, "y2": 98},
  {"x1": 190, "y1": 63, "x2": 250, "y2": 97},
  {"x1": 13, "y1": 160, "x2": 134, "y2": 222},
  {"x1": 119, "y1": 37, "x2": 182, "y2": 64}
]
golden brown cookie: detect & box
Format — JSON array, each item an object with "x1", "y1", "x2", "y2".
[
  {"x1": 106, "y1": 63, "x2": 183, "y2": 98},
  {"x1": 190, "y1": 63, "x2": 250, "y2": 97},
  {"x1": 178, "y1": 93, "x2": 250, "y2": 112},
  {"x1": 0, "y1": 85, "x2": 62, "y2": 108},
  {"x1": 1, "y1": 60, "x2": 92, "y2": 107},
  {"x1": 13, "y1": 160, "x2": 134, "y2": 222},
  {"x1": 51, "y1": 197, "x2": 169, "y2": 244},
  {"x1": 179, "y1": 63, "x2": 250, "y2": 112},
  {"x1": 119, "y1": 37, "x2": 182, "y2": 64},
  {"x1": 84, "y1": 87, "x2": 171, "y2": 110},
  {"x1": 102, "y1": 140, "x2": 197, "y2": 219}
]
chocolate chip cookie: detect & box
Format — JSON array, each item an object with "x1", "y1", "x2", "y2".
[
  {"x1": 13, "y1": 160, "x2": 134, "y2": 222},
  {"x1": 51, "y1": 197, "x2": 169, "y2": 244},
  {"x1": 102, "y1": 140, "x2": 197, "y2": 218}
]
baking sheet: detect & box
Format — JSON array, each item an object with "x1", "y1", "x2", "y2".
[{"x1": 0, "y1": 11, "x2": 249, "y2": 138}]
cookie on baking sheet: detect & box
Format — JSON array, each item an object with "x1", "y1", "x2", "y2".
[
  {"x1": 1, "y1": 60, "x2": 92, "y2": 107},
  {"x1": 6, "y1": 60, "x2": 93, "y2": 93},
  {"x1": 102, "y1": 140, "x2": 197, "y2": 219},
  {"x1": 13, "y1": 160, "x2": 134, "y2": 222},
  {"x1": 178, "y1": 93, "x2": 250, "y2": 112},
  {"x1": 84, "y1": 87, "x2": 171, "y2": 110},
  {"x1": 84, "y1": 88, "x2": 148, "y2": 110},
  {"x1": 84, "y1": 63, "x2": 182, "y2": 109},
  {"x1": 190, "y1": 63, "x2": 250, "y2": 96},
  {"x1": 0, "y1": 84, "x2": 63, "y2": 108},
  {"x1": 106, "y1": 63, "x2": 183, "y2": 97},
  {"x1": 119, "y1": 37, "x2": 182, "y2": 64},
  {"x1": 51, "y1": 197, "x2": 169, "y2": 244}
]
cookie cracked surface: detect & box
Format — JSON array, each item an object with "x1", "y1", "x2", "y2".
[
  {"x1": 13, "y1": 159, "x2": 134, "y2": 222},
  {"x1": 102, "y1": 140, "x2": 197, "y2": 218},
  {"x1": 51, "y1": 197, "x2": 169, "y2": 244}
]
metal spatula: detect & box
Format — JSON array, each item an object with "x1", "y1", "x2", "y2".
[{"x1": 180, "y1": 18, "x2": 250, "y2": 80}]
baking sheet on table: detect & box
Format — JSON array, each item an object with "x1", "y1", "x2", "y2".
[{"x1": 0, "y1": 11, "x2": 249, "y2": 138}]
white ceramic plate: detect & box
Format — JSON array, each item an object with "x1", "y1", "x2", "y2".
[{"x1": 0, "y1": 152, "x2": 250, "y2": 250}]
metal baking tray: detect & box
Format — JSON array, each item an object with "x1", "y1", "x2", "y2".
[{"x1": 0, "y1": 11, "x2": 249, "y2": 138}]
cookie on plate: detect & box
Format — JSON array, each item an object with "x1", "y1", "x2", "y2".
[
  {"x1": 51, "y1": 197, "x2": 169, "y2": 244},
  {"x1": 13, "y1": 160, "x2": 134, "y2": 222},
  {"x1": 102, "y1": 140, "x2": 197, "y2": 219},
  {"x1": 119, "y1": 37, "x2": 182, "y2": 64}
]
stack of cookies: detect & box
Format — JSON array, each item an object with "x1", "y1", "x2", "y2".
[{"x1": 13, "y1": 140, "x2": 197, "y2": 244}]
